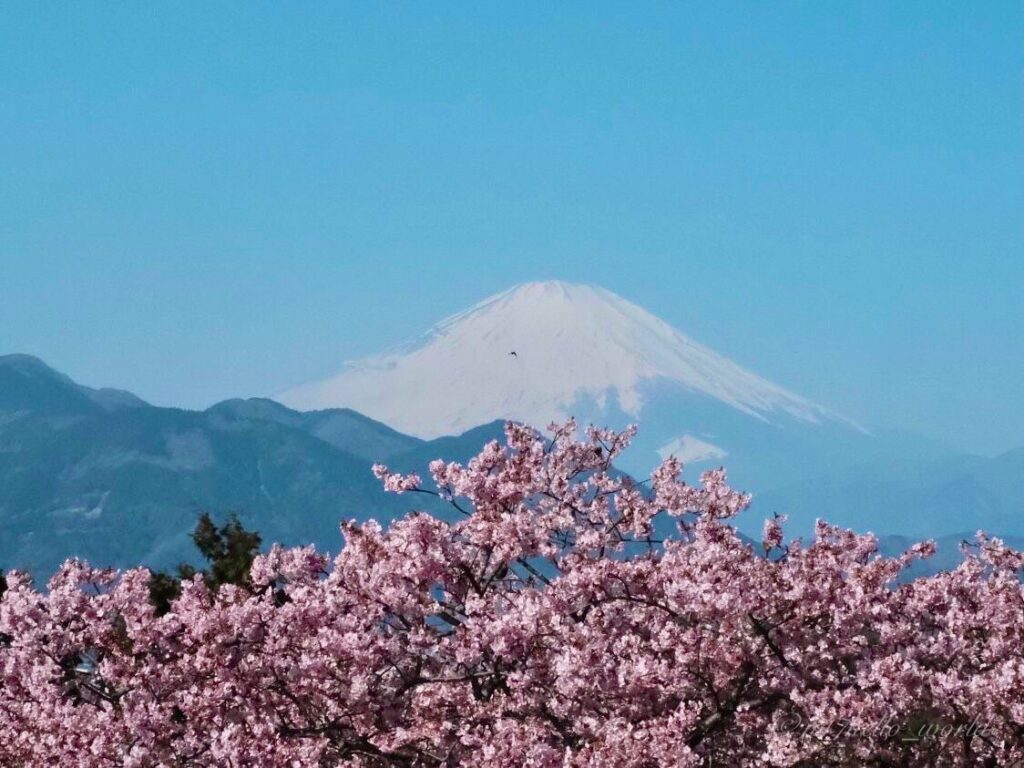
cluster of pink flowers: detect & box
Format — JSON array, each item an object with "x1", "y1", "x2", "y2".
[{"x1": 2, "y1": 420, "x2": 1024, "y2": 765}]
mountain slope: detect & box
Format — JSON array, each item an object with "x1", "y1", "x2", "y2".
[
  {"x1": 0, "y1": 353, "x2": 145, "y2": 417},
  {"x1": 277, "y1": 281, "x2": 855, "y2": 440},
  {"x1": 0, "y1": 356, "x2": 440, "y2": 577},
  {"x1": 207, "y1": 398, "x2": 422, "y2": 461}
]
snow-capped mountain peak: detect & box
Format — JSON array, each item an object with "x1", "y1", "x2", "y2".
[{"x1": 277, "y1": 281, "x2": 846, "y2": 440}]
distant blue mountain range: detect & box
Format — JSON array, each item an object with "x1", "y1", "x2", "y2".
[
  {"x1": 0, "y1": 354, "x2": 503, "y2": 577},
  {"x1": 1, "y1": 353, "x2": 1021, "y2": 579}
]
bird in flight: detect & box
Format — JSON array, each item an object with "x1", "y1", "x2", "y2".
[{"x1": 509, "y1": 351, "x2": 518, "y2": 357}]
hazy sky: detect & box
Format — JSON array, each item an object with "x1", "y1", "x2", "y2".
[{"x1": 1, "y1": 3, "x2": 1022, "y2": 456}]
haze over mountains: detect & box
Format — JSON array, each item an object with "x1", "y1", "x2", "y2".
[
  {"x1": 0, "y1": 354, "x2": 501, "y2": 576},
  {"x1": 280, "y1": 281, "x2": 1024, "y2": 539},
  {"x1": 2, "y1": 281, "x2": 1022, "y2": 576}
]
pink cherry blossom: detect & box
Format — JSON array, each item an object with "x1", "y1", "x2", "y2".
[{"x1": 1, "y1": 420, "x2": 1022, "y2": 765}]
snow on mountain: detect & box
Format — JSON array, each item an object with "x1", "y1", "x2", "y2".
[
  {"x1": 277, "y1": 281, "x2": 851, "y2": 440},
  {"x1": 657, "y1": 435, "x2": 728, "y2": 464}
]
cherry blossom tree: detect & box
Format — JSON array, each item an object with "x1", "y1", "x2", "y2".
[{"x1": 1, "y1": 420, "x2": 1022, "y2": 766}]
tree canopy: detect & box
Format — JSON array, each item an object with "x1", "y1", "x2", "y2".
[{"x1": 1, "y1": 421, "x2": 1021, "y2": 765}]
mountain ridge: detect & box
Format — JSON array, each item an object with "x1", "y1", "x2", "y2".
[
  {"x1": 0, "y1": 355, "x2": 490, "y2": 577},
  {"x1": 3, "y1": 326, "x2": 1023, "y2": 576}
]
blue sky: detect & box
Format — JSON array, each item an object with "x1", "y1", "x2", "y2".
[{"x1": 1, "y1": 3, "x2": 1021, "y2": 455}]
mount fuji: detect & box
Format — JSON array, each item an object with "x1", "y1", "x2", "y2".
[
  {"x1": 279, "y1": 280, "x2": 854, "y2": 449},
  {"x1": 278, "y1": 281, "x2": 867, "y2": 477},
  {"x1": 278, "y1": 281, "x2": 1022, "y2": 540}
]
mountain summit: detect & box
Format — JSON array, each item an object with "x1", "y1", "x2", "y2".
[{"x1": 278, "y1": 281, "x2": 846, "y2": 441}]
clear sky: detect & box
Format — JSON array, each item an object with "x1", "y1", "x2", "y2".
[{"x1": 1, "y1": 3, "x2": 1021, "y2": 456}]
